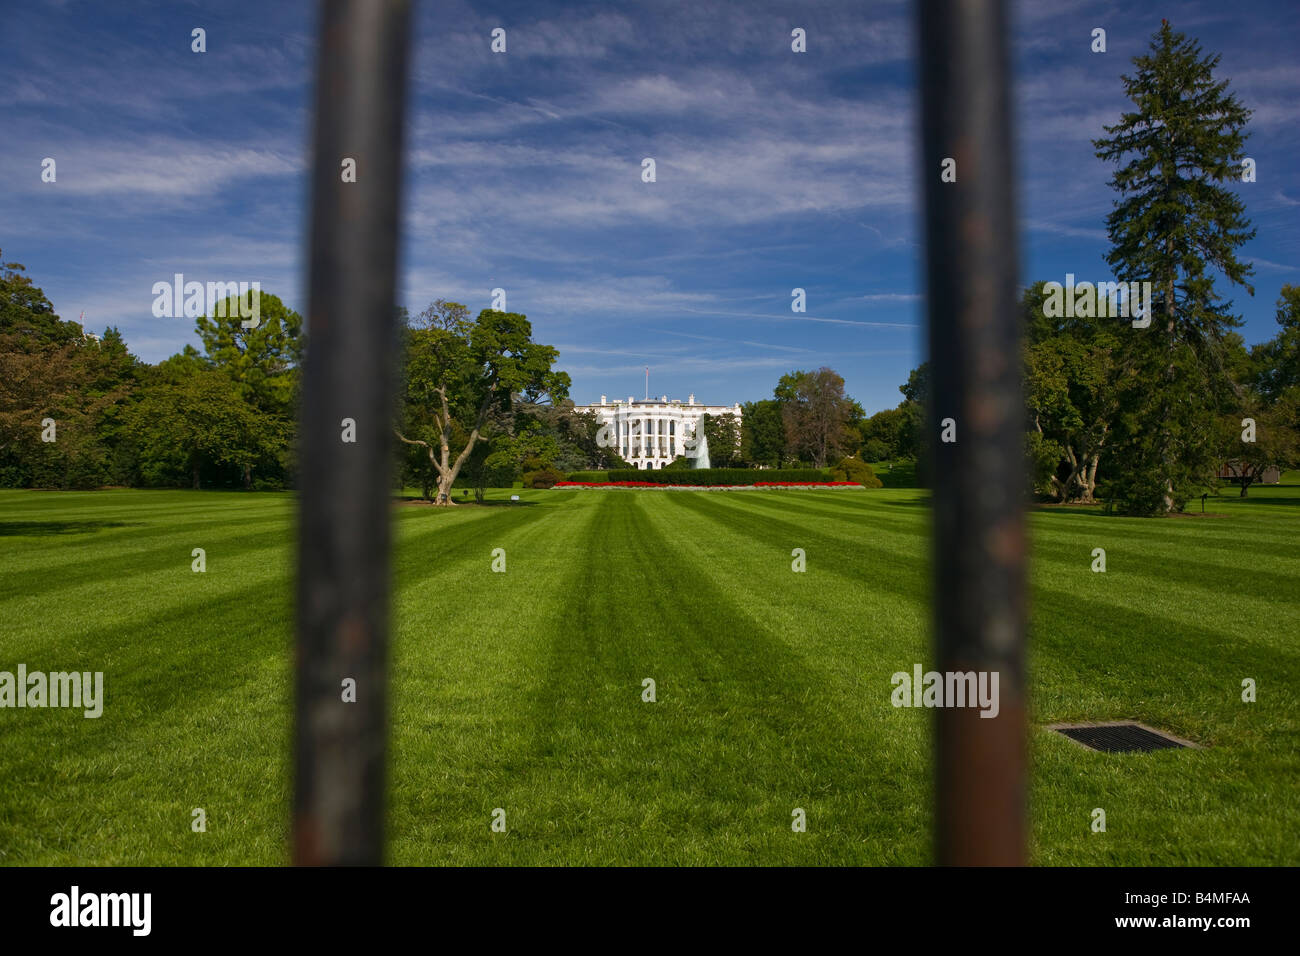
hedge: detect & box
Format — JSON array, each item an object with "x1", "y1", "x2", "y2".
[
  {"x1": 565, "y1": 470, "x2": 610, "y2": 483},
  {"x1": 604, "y1": 468, "x2": 827, "y2": 486}
]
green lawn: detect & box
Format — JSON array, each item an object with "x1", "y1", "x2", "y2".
[{"x1": 0, "y1": 483, "x2": 1296, "y2": 865}]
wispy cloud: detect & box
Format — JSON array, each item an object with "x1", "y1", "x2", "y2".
[
  {"x1": 679, "y1": 308, "x2": 917, "y2": 329},
  {"x1": 2, "y1": 0, "x2": 1296, "y2": 415}
]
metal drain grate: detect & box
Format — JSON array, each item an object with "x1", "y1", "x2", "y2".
[{"x1": 1049, "y1": 722, "x2": 1194, "y2": 753}]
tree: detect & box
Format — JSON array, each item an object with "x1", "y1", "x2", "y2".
[
  {"x1": 0, "y1": 336, "x2": 125, "y2": 488},
  {"x1": 702, "y1": 412, "x2": 742, "y2": 467},
  {"x1": 741, "y1": 399, "x2": 784, "y2": 467},
  {"x1": 1218, "y1": 290, "x2": 1300, "y2": 495},
  {"x1": 395, "y1": 301, "x2": 569, "y2": 505},
  {"x1": 1094, "y1": 21, "x2": 1255, "y2": 514},
  {"x1": 0, "y1": 250, "x2": 80, "y2": 346},
  {"x1": 196, "y1": 291, "x2": 301, "y2": 409},
  {"x1": 79, "y1": 327, "x2": 144, "y2": 485},
  {"x1": 1219, "y1": 396, "x2": 1298, "y2": 496},
  {"x1": 515, "y1": 398, "x2": 624, "y2": 473},
  {"x1": 777, "y1": 367, "x2": 855, "y2": 468},
  {"x1": 0, "y1": 254, "x2": 133, "y2": 488},
  {"x1": 859, "y1": 406, "x2": 906, "y2": 460},
  {"x1": 861, "y1": 438, "x2": 890, "y2": 463},
  {"x1": 468, "y1": 443, "x2": 520, "y2": 502},
  {"x1": 126, "y1": 368, "x2": 284, "y2": 489},
  {"x1": 894, "y1": 363, "x2": 930, "y2": 483},
  {"x1": 1022, "y1": 282, "x2": 1121, "y2": 503},
  {"x1": 195, "y1": 291, "x2": 302, "y2": 488},
  {"x1": 1251, "y1": 285, "x2": 1300, "y2": 402}
]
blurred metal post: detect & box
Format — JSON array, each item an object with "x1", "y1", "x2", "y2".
[
  {"x1": 917, "y1": 0, "x2": 1027, "y2": 865},
  {"x1": 295, "y1": 0, "x2": 412, "y2": 866}
]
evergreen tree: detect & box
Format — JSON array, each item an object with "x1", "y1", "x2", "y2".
[{"x1": 1093, "y1": 21, "x2": 1255, "y2": 514}]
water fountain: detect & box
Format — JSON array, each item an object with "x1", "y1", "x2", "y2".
[{"x1": 687, "y1": 426, "x2": 710, "y2": 469}]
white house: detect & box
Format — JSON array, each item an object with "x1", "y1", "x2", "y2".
[{"x1": 574, "y1": 394, "x2": 742, "y2": 470}]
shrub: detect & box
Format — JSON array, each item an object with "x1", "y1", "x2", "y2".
[
  {"x1": 829, "y1": 457, "x2": 883, "y2": 487},
  {"x1": 566, "y1": 470, "x2": 610, "y2": 483},
  {"x1": 522, "y1": 466, "x2": 565, "y2": 489}
]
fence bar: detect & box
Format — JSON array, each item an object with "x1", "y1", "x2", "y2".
[
  {"x1": 917, "y1": 0, "x2": 1027, "y2": 865},
  {"x1": 294, "y1": 0, "x2": 412, "y2": 866}
]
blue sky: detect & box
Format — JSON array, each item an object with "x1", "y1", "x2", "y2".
[{"x1": 2, "y1": 0, "x2": 1297, "y2": 414}]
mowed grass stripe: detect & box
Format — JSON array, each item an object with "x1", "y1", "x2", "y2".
[
  {"x1": 692, "y1": 489, "x2": 936, "y2": 560},
  {"x1": 1, "y1": 581, "x2": 292, "y2": 863},
  {"x1": 2, "y1": 486, "x2": 1296, "y2": 865},
  {"x1": 1028, "y1": 582, "x2": 1300, "y2": 728},
  {"x1": 0, "y1": 491, "x2": 295, "y2": 599},
  {"x1": 1, "y1": 534, "x2": 297, "y2": 658},
  {"x1": 387, "y1": 493, "x2": 600, "y2": 864},
  {"x1": 387, "y1": 491, "x2": 927, "y2": 864},
  {"x1": 666, "y1": 490, "x2": 930, "y2": 606},
  {"x1": 512, "y1": 491, "x2": 924, "y2": 864},
  {"x1": 1025, "y1": 513, "x2": 1300, "y2": 651},
  {"x1": 0, "y1": 491, "x2": 298, "y2": 864},
  {"x1": 653, "y1": 490, "x2": 931, "y2": 660},
  {"x1": 1028, "y1": 514, "x2": 1300, "y2": 584},
  {"x1": 632, "y1": 493, "x2": 933, "y2": 861}
]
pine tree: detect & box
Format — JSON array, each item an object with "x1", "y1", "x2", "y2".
[{"x1": 1093, "y1": 21, "x2": 1255, "y2": 515}]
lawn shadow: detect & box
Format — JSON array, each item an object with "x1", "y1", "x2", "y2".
[
  {"x1": 0, "y1": 520, "x2": 137, "y2": 537},
  {"x1": 1222, "y1": 493, "x2": 1300, "y2": 506},
  {"x1": 1028, "y1": 502, "x2": 1249, "y2": 519}
]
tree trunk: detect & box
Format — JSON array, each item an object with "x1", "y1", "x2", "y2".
[
  {"x1": 1161, "y1": 266, "x2": 1177, "y2": 515},
  {"x1": 243, "y1": 463, "x2": 252, "y2": 490},
  {"x1": 1060, "y1": 445, "x2": 1080, "y2": 503},
  {"x1": 1078, "y1": 453, "x2": 1100, "y2": 504},
  {"x1": 192, "y1": 461, "x2": 201, "y2": 490},
  {"x1": 437, "y1": 472, "x2": 457, "y2": 506}
]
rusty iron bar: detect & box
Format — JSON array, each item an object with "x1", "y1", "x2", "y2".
[
  {"x1": 917, "y1": 0, "x2": 1028, "y2": 865},
  {"x1": 294, "y1": 0, "x2": 413, "y2": 866}
]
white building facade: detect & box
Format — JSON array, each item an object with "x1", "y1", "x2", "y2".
[{"x1": 575, "y1": 394, "x2": 742, "y2": 470}]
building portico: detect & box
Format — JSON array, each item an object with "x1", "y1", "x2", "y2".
[{"x1": 575, "y1": 393, "x2": 742, "y2": 470}]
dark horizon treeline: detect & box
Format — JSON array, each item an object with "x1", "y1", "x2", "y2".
[
  {"x1": 1, "y1": 250, "x2": 302, "y2": 492},
  {"x1": 0, "y1": 256, "x2": 888, "y2": 495},
  {"x1": 2, "y1": 250, "x2": 1297, "y2": 507}
]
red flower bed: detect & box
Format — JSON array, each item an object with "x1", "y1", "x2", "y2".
[{"x1": 553, "y1": 480, "x2": 865, "y2": 488}]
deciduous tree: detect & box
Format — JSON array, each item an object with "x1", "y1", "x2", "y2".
[{"x1": 395, "y1": 301, "x2": 569, "y2": 504}]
